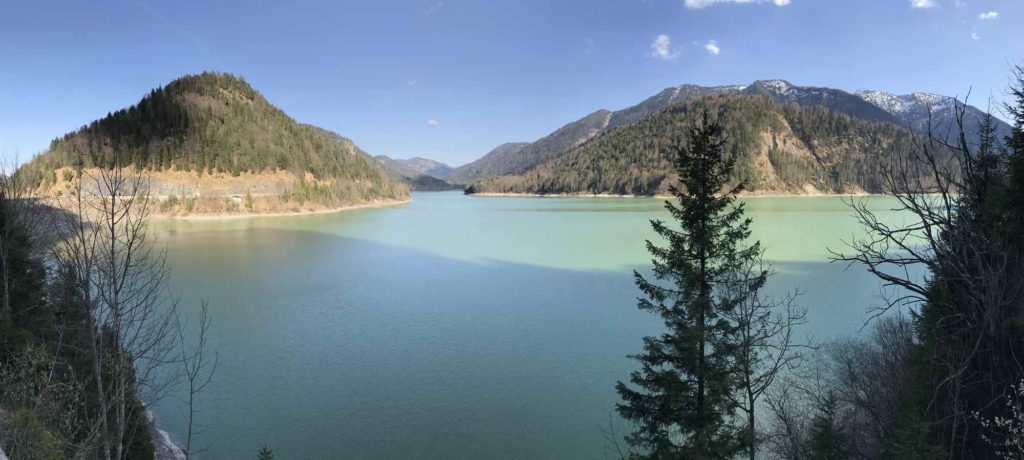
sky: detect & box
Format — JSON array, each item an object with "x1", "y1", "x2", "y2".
[{"x1": 1, "y1": 0, "x2": 1022, "y2": 168}]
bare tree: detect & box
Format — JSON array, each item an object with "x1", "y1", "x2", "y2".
[
  {"x1": 723, "y1": 259, "x2": 806, "y2": 460},
  {"x1": 833, "y1": 94, "x2": 1024, "y2": 456},
  {"x1": 174, "y1": 300, "x2": 217, "y2": 459},
  {"x1": 51, "y1": 150, "x2": 185, "y2": 459}
]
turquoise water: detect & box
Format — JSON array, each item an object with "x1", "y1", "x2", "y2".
[{"x1": 151, "y1": 191, "x2": 907, "y2": 459}]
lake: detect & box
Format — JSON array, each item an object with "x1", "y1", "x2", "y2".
[{"x1": 150, "y1": 191, "x2": 907, "y2": 459}]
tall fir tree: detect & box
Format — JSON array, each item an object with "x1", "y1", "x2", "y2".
[{"x1": 616, "y1": 110, "x2": 764, "y2": 458}]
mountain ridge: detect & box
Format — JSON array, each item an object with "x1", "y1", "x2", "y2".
[
  {"x1": 452, "y1": 79, "x2": 1009, "y2": 190},
  {"x1": 465, "y1": 94, "x2": 942, "y2": 196}
]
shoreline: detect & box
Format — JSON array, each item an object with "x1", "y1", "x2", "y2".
[
  {"x1": 148, "y1": 198, "x2": 411, "y2": 220},
  {"x1": 468, "y1": 191, "x2": 875, "y2": 199}
]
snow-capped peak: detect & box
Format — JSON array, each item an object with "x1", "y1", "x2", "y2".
[
  {"x1": 756, "y1": 79, "x2": 794, "y2": 94},
  {"x1": 856, "y1": 89, "x2": 956, "y2": 117},
  {"x1": 856, "y1": 90, "x2": 907, "y2": 114}
]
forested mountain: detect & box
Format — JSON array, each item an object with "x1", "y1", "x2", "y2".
[
  {"x1": 857, "y1": 89, "x2": 1013, "y2": 141},
  {"x1": 374, "y1": 155, "x2": 453, "y2": 179},
  {"x1": 446, "y1": 109, "x2": 614, "y2": 185},
  {"x1": 445, "y1": 142, "x2": 530, "y2": 184},
  {"x1": 466, "y1": 94, "x2": 927, "y2": 196},
  {"x1": 451, "y1": 80, "x2": 907, "y2": 187},
  {"x1": 19, "y1": 72, "x2": 409, "y2": 213},
  {"x1": 374, "y1": 156, "x2": 461, "y2": 191},
  {"x1": 454, "y1": 79, "x2": 1002, "y2": 192}
]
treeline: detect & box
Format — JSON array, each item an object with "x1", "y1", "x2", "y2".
[
  {"x1": 466, "y1": 94, "x2": 932, "y2": 196},
  {"x1": 613, "y1": 66, "x2": 1024, "y2": 459},
  {"x1": 19, "y1": 72, "x2": 407, "y2": 204},
  {"x1": 0, "y1": 167, "x2": 215, "y2": 458}
]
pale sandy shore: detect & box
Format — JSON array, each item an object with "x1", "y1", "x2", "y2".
[{"x1": 150, "y1": 198, "x2": 411, "y2": 220}]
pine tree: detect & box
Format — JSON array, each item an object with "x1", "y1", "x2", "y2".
[
  {"x1": 616, "y1": 110, "x2": 761, "y2": 458},
  {"x1": 807, "y1": 390, "x2": 851, "y2": 460},
  {"x1": 256, "y1": 444, "x2": 274, "y2": 460}
]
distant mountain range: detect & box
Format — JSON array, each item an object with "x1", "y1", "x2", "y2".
[
  {"x1": 375, "y1": 156, "x2": 454, "y2": 179},
  {"x1": 20, "y1": 72, "x2": 409, "y2": 214},
  {"x1": 456, "y1": 79, "x2": 1011, "y2": 196},
  {"x1": 22, "y1": 72, "x2": 1009, "y2": 205},
  {"x1": 374, "y1": 155, "x2": 460, "y2": 191}
]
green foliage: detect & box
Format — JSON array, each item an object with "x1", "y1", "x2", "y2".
[
  {"x1": 161, "y1": 194, "x2": 180, "y2": 212},
  {"x1": 467, "y1": 95, "x2": 923, "y2": 196},
  {"x1": 1, "y1": 409, "x2": 65, "y2": 460},
  {"x1": 0, "y1": 197, "x2": 155, "y2": 459},
  {"x1": 807, "y1": 391, "x2": 852, "y2": 460},
  {"x1": 244, "y1": 190, "x2": 254, "y2": 211},
  {"x1": 616, "y1": 111, "x2": 763, "y2": 458}
]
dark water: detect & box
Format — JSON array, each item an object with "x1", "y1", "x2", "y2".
[{"x1": 150, "y1": 192, "x2": 904, "y2": 459}]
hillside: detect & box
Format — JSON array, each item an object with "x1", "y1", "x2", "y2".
[
  {"x1": 453, "y1": 80, "x2": 1005, "y2": 191},
  {"x1": 375, "y1": 156, "x2": 461, "y2": 191},
  {"x1": 466, "y1": 94, "x2": 927, "y2": 196},
  {"x1": 446, "y1": 110, "x2": 612, "y2": 185},
  {"x1": 20, "y1": 72, "x2": 409, "y2": 215},
  {"x1": 445, "y1": 142, "x2": 530, "y2": 184}
]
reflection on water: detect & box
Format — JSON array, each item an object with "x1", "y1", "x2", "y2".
[{"x1": 151, "y1": 191, "x2": 907, "y2": 459}]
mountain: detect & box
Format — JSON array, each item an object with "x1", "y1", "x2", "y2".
[
  {"x1": 374, "y1": 155, "x2": 461, "y2": 191},
  {"x1": 466, "y1": 94, "x2": 932, "y2": 196},
  {"x1": 445, "y1": 111, "x2": 612, "y2": 185},
  {"x1": 20, "y1": 72, "x2": 408, "y2": 214},
  {"x1": 450, "y1": 80, "x2": 907, "y2": 187},
  {"x1": 375, "y1": 155, "x2": 454, "y2": 179},
  {"x1": 445, "y1": 142, "x2": 530, "y2": 185},
  {"x1": 856, "y1": 90, "x2": 1012, "y2": 142}
]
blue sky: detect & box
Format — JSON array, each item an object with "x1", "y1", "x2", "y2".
[{"x1": 1, "y1": 0, "x2": 1021, "y2": 167}]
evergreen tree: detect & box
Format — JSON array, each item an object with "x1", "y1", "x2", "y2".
[
  {"x1": 807, "y1": 390, "x2": 851, "y2": 460},
  {"x1": 256, "y1": 444, "x2": 274, "y2": 460},
  {"x1": 616, "y1": 110, "x2": 762, "y2": 458}
]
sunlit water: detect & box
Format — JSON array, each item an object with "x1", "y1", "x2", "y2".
[{"x1": 150, "y1": 191, "x2": 911, "y2": 459}]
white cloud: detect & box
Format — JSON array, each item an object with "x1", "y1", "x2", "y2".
[
  {"x1": 910, "y1": 0, "x2": 936, "y2": 8},
  {"x1": 978, "y1": 11, "x2": 999, "y2": 19},
  {"x1": 685, "y1": 0, "x2": 789, "y2": 9},
  {"x1": 704, "y1": 40, "x2": 720, "y2": 55},
  {"x1": 649, "y1": 34, "x2": 679, "y2": 60},
  {"x1": 971, "y1": 32, "x2": 980, "y2": 40},
  {"x1": 426, "y1": 119, "x2": 440, "y2": 126},
  {"x1": 423, "y1": 1, "x2": 443, "y2": 15},
  {"x1": 407, "y1": 79, "x2": 418, "y2": 86}
]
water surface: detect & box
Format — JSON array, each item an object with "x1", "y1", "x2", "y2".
[{"x1": 152, "y1": 191, "x2": 906, "y2": 459}]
